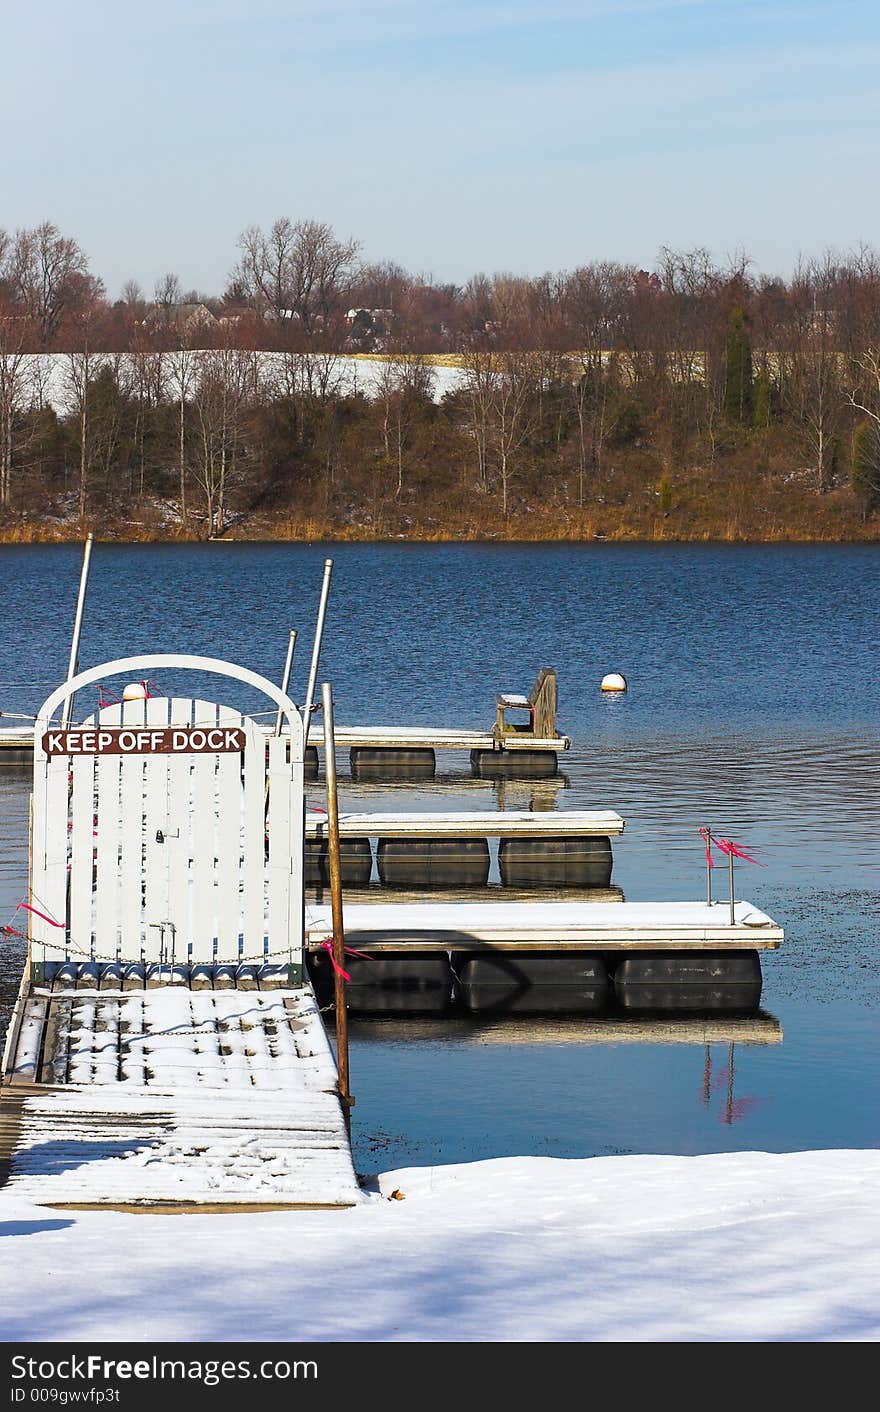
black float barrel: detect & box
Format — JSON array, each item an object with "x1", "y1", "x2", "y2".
[
  {"x1": 499, "y1": 835, "x2": 613, "y2": 888},
  {"x1": 377, "y1": 837, "x2": 491, "y2": 888}
]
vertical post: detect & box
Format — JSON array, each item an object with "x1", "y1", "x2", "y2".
[
  {"x1": 728, "y1": 843, "x2": 735, "y2": 926},
  {"x1": 273, "y1": 630, "x2": 298, "y2": 737},
  {"x1": 724, "y1": 1042, "x2": 735, "y2": 1124},
  {"x1": 61, "y1": 534, "x2": 94, "y2": 729},
  {"x1": 321, "y1": 681, "x2": 352, "y2": 1127},
  {"x1": 705, "y1": 825, "x2": 712, "y2": 906},
  {"x1": 302, "y1": 559, "x2": 333, "y2": 748}
]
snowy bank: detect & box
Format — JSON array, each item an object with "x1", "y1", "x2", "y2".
[
  {"x1": 1, "y1": 1149, "x2": 878, "y2": 1343},
  {"x1": 18, "y1": 353, "x2": 466, "y2": 417}
]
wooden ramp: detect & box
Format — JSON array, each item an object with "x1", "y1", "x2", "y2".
[{"x1": 1, "y1": 980, "x2": 360, "y2": 1209}]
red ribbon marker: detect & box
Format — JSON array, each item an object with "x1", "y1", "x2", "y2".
[
  {"x1": 319, "y1": 939, "x2": 373, "y2": 980},
  {"x1": 714, "y1": 837, "x2": 765, "y2": 867},
  {"x1": 698, "y1": 829, "x2": 765, "y2": 868},
  {"x1": 17, "y1": 902, "x2": 65, "y2": 928},
  {"x1": 321, "y1": 939, "x2": 351, "y2": 982}
]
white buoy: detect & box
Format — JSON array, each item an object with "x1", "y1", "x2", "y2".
[
  {"x1": 601, "y1": 672, "x2": 627, "y2": 693},
  {"x1": 122, "y1": 681, "x2": 148, "y2": 701}
]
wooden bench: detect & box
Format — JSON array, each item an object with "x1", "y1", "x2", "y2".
[{"x1": 495, "y1": 667, "x2": 558, "y2": 742}]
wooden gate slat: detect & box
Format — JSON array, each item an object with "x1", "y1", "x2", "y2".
[
  {"x1": 241, "y1": 718, "x2": 265, "y2": 956},
  {"x1": 94, "y1": 704, "x2": 122, "y2": 961},
  {"x1": 142, "y1": 697, "x2": 171, "y2": 964},
  {"x1": 215, "y1": 705, "x2": 242, "y2": 961},
  {"x1": 267, "y1": 735, "x2": 291, "y2": 963},
  {"x1": 167, "y1": 698, "x2": 192, "y2": 964},
  {"x1": 69, "y1": 753, "x2": 95, "y2": 958},
  {"x1": 118, "y1": 700, "x2": 146, "y2": 962},
  {"x1": 189, "y1": 700, "x2": 217, "y2": 963}
]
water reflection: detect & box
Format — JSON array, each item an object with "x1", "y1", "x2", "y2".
[{"x1": 349, "y1": 1011, "x2": 782, "y2": 1046}]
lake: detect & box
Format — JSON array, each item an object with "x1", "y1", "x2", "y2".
[{"x1": 1, "y1": 542, "x2": 878, "y2": 1172}]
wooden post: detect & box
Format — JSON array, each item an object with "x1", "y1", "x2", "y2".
[{"x1": 321, "y1": 681, "x2": 352, "y2": 1127}]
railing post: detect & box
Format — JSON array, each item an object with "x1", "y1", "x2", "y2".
[
  {"x1": 61, "y1": 534, "x2": 93, "y2": 729},
  {"x1": 705, "y1": 824, "x2": 713, "y2": 906},
  {"x1": 321, "y1": 681, "x2": 352, "y2": 1130},
  {"x1": 729, "y1": 844, "x2": 736, "y2": 926}
]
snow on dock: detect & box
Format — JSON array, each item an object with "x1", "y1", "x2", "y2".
[
  {"x1": 304, "y1": 899, "x2": 784, "y2": 950},
  {"x1": 305, "y1": 808, "x2": 623, "y2": 837},
  {"x1": 1, "y1": 981, "x2": 360, "y2": 1209}
]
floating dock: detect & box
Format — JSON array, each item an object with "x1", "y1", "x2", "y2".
[
  {"x1": 304, "y1": 899, "x2": 782, "y2": 950},
  {"x1": 305, "y1": 808, "x2": 622, "y2": 838}
]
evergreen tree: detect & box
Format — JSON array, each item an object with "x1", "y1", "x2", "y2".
[
  {"x1": 724, "y1": 306, "x2": 753, "y2": 422},
  {"x1": 851, "y1": 420, "x2": 880, "y2": 519}
]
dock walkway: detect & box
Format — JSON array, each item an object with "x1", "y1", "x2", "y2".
[{"x1": 1, "y1": 974, "x2": 360, "y2": 1209}]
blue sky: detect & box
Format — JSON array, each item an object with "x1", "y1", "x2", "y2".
[{"x1": 3, "y1": 1, "x2": 879, "y2": 296}]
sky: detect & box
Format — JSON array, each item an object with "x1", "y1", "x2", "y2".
[{"x1": 3, "y1": 0, "x2": 880, "y2": 298}]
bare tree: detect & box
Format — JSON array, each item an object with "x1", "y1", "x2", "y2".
[
  {"x1": 190, "y1": 343, "x2": 258, "y2": 535},
  {"x1": 8, "y1": 223, "x2": 95, "y2": 344},
  {"x1": 781, "y1": 255, "x2": 842, "y2": 492},
  {"x1": 154, "y1": 272, "x2": 183, "y2": 308},
  {"x1": 0, "y1": 303, "x2": 36, "y2": 506},
  {"x1": 232, "y1": 218, "x2": 359, "y2": 334},
  {"x1": 374, "y1": 352, "x2": 435, "y2": 497},
  {"x1": 63, "y1": 315, "x2": 99, "y2": 520},
  {"x1": 121, "y1": 279, "x2": 144, "y2": 309},
  {"x1": 490, "y1": 351, "x2": 536, "y2": 516},
  {"x1": 167, "y1": 342, "x2": 197, "y2": 523}
]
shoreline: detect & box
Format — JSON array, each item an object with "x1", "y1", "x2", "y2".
[{"x1": 2, "y1": 520, "x2": 879, "y2": 546}]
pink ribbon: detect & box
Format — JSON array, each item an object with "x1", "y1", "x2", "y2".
[
  {"x1": 321, "y1": 939, "x2": 351, "y2": 982},
  {"x1": 698, "y1": 828, "x2": 764, "y2": 867},
  {"x1": 17, "y1": 902, "x2": 65, "y2": 928},
  {"x1": 320, "y1": 938, "x2": 373, "y2": 981}
]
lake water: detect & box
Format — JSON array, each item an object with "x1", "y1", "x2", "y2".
[{"x1": 1, "y1": 542, "x2": 878, "y2": 1172}]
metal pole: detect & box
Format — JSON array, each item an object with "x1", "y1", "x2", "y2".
[
  {"x1": 61, "y1": 534, "x2": 93, "y2": 728},
  {"x1": 302, "y1": 558, "x2": 333, "y2": 747},
  {"x1": 728, "y1": 844, "x2": 735, "y2": 926},
  {"x1": 322, "y1": 681, "x2": 352, "y2": 1128},
  {"x1": 273, "y1": 630, "x2": 298, "y2": 736},
  {"x1": 705, "y1": 824, "x2": 713, "y2": 906}
]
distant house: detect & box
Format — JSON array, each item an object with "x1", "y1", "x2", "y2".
[
  {"x1": 346, "y1": 308, "x2": 393, "y2": 333},
  {"x1": 144, "y1": 302, "x2": 218, "y2": 334}
]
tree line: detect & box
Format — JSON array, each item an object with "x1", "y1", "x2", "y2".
[{"x1": 1, "y1": 220, "x2": 880, "y2": 536}]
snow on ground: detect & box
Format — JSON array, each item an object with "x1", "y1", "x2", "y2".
[
  {"x1": 21, "y1": 353, "x2": 466, "y2": 417},
  {"x1": 1, "y1": 1149, "x2": 878, "y2": 1342}
]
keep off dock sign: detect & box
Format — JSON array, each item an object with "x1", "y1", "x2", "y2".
[{"x1": 42, "y1": 726, "x2": 247, "y2": 755}]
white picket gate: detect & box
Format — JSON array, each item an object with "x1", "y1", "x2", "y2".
[{"x1": 29, "y1": 654, "x2": 305, "y2": 982}]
